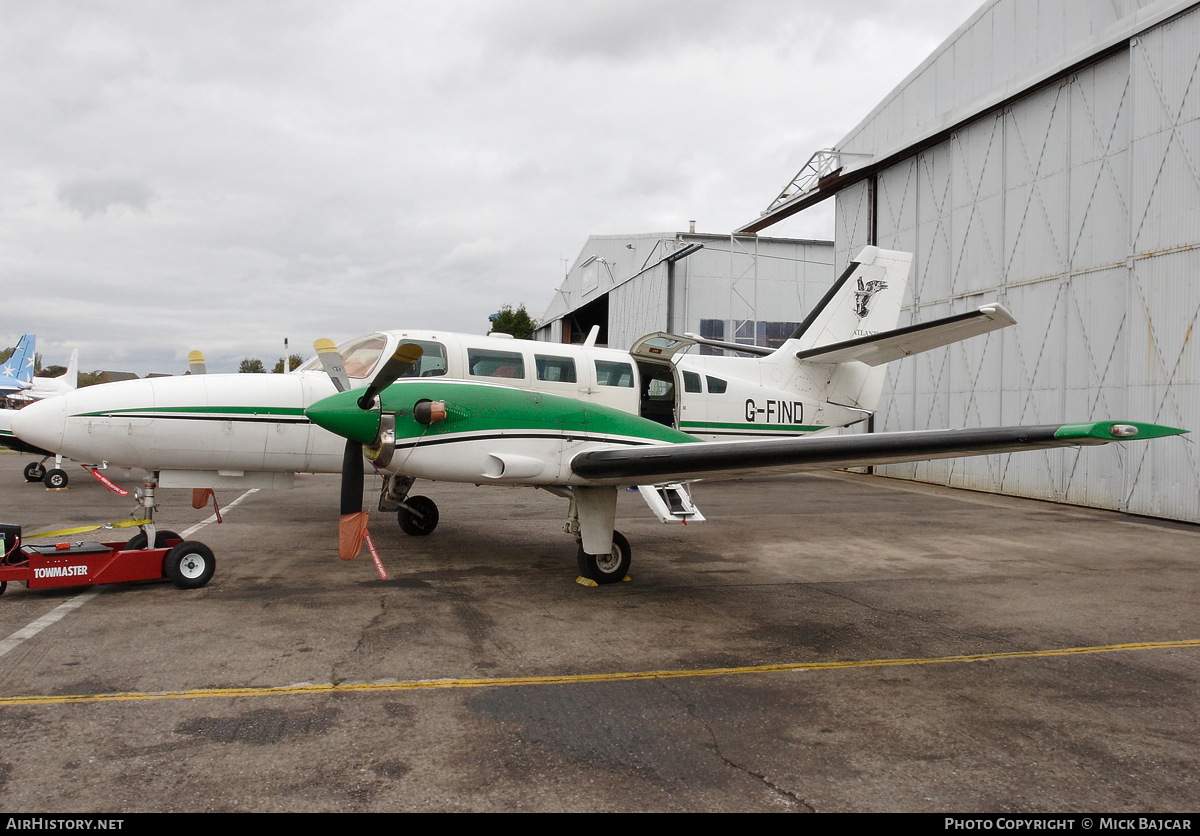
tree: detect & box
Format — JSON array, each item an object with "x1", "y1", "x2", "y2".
[
  {"x1": 38, "y1": 365, "x2": 67, "y2": 378},
  {"x1": 272, "y1": 354, "x2": 305, "y2": 373},
  {"x1": 489, "y1": 304, "x2": 535, "y2": 339},
  {"x1": 239, "y1": 358, "x2": 266, "y2": 374}
]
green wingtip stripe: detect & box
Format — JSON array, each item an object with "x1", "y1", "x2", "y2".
[{"x1": 1054, "y1": 421, "x2": 1188, "y2": 441}]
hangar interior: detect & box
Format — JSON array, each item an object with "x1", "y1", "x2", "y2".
[
  {"x1": 535, "y1": 232, "x2": 834, "y2": 354},
  {"x1": 740, "y1": 0, "x2": 1200, "y2": 523}
]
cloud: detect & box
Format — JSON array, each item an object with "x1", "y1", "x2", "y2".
[{"x1": 56, "y1": 176, "x2": 154, "y2": 217}]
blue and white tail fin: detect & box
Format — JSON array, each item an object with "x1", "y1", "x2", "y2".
[{"x1": 1, "y1": 334, "x2": 37, "y2": 390}]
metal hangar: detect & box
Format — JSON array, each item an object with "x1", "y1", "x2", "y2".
[
  {"x1": 739, "y1": 0, "x2": 1200, "y2": 523},
  {"x1": 535, "y1": 231, "x2": 834, "y2": 353}
]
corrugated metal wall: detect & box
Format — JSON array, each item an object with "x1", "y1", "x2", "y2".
[{"x1": 835, "y1": 5, "x2": 1200, "y2": 522}]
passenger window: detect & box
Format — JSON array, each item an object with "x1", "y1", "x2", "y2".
[
  {"x1": 536, "y1": 355, "x2": 577, "y2": 383},
  {"x1": 468, "y1": 348, "x2": 526, "y2": 379},
  {"x1": 683, "y1": 371, "x2": 702, "y2": 393},
  {"x1": 706, "y1": 376, "x2": 727, "y2": 394},
  {"x1": 397, "y1": 340, "x2": 448, "y2": 378},
  {"x1": 647, "y1": 379, "x2": 673, "y2": 398},
  {"x1": 595, "y1": 360, "x2": 634, "y2": 388}
]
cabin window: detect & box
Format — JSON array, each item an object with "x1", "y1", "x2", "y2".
[
  {"x1": 536, "y1": 355, "x2": 577, "y2": 383},
  {"x1": 595, "y1": 360, "x2": 634, "y2": 388},
  {"x1": 706, "y1": 375, "x2": 727, "y2": 394},
  {"x1": 647, "y1": 378, "x2": 673, "y2": 397},
  {"x1": 683, "y1": 371, "x2": 702, "y2": 393},
  {"x1": 396, "y1": 340, "x2": 448, "y2": 378},
  {"x1": 468, "y1": 348, "x2": 526, "y2": 379}
]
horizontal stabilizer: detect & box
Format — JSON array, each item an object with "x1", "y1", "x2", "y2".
[{"x1": 795, "y1": 304, "x2": 1016, "y2": 366}]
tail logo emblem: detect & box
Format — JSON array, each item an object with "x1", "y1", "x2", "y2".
[{"x1": 854, "y1": 279, "x2": 888, "y2": 319}]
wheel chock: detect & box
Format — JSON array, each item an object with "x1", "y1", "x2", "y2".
[{"x1": 575, "y1": 575, "x2": 633, "y2": 587}]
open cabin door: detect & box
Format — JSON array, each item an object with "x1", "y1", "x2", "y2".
[{"x1": 628, "y1": 333, "x2": 698, "y2": 429}]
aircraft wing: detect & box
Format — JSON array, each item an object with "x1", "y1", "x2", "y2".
[{"x1": 569, "y1": 421, "x2": 1185, "y2": 485}]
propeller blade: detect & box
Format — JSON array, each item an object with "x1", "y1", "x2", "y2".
[
  {"x1": 357, "y1": 343, "x2": 424, "y2": 409},
  {"x1": 314, "y1": 338, "x2": 351, "y2": 393},
  {"x1": 188, "y1": 351, "x2": 206, "y2": 375},
  {"x1": 338, "y1": 438, "x2": 367, "y2": 559}
]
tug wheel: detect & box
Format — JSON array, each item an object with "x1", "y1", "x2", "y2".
[
  {"x1": 576, "y1": 531, "x2": 631, "y2": 585},
  {"x1": 125, "y1": 530, "x2": 181, "y2": 550},
  {"x1": 398, "y1": 496, "x2": 439, "y2": 536},
  {"x1": 164, "y1": 542, "x2": 215, "y2": 590}
]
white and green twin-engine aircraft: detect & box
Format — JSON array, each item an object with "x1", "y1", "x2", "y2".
[{"x1": 10, "y1": 248, "x2": 1184, "y2": 583}]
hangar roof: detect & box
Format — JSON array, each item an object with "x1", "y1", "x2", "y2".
[{"x1": 739, "y1": 0, "x2": 1197, "y2": 233}]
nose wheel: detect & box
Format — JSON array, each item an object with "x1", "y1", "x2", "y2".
[{"x1": 398, "y1": 495, "x2": 439, "y2": 536}]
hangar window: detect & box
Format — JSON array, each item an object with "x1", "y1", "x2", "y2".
[
  {"x1": 468, "y1": 348, "x2": 526, "y2": 379},
  {"x1": 706, "y1": 376, "x2": 727, "y2": 394},
  {"x1": 699, "y1": 319, "x2": 725, "y2": 356},
  {"x1": 536, "y1": 355, "x2": 577, "y2": 383},
  {"x1": 595, "y1": 360, "x2": 634, "y2": 388},
  {"x1": 683, "y1": 371, "x2": 702, "y2": 393}
]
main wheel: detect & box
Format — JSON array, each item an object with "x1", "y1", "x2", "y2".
[
  {"x1": 398, "y1": 495, "x2": 439, "y2": 536},
  {"x1": 43, "y1": 469, "x2": 68, "y2": 489},
  {"x1": 23, "y1": 462, "x2": 46, "y2": 483},
  {"x1": 164, "y1": 542, "x2": 215, "y2": 590},
  {"x1": 124, "y1": 530, "x2": 181, "y2": 550},
  {"x1": 576, "y1": 531, "x2": 631, "y2": 585}
]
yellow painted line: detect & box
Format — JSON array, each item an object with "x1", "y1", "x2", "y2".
[{"x1": 1, "y1": 639, "x2": 1197, "y2": 707}]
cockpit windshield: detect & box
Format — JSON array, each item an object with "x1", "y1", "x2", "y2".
[
  {"x1": 297, "y1": 335, "x2": 449, "y2": 380},
  {"x1": 296, "y1": 334, "x2": 387, "y2": 379}
]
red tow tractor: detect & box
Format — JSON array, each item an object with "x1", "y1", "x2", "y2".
[{"x1": 0, "y1": 523, "x2": 215, "y2": 596}]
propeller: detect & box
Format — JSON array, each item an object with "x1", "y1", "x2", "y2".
[
  {"x1": 312, "y1": 339, "x2": 424, "y2": 560},
  {"x1": 188, "y1": 351, "x2": 206, "y2": 375}
]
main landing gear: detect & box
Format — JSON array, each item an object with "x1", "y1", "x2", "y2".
[
  {"x1": 565, "y1": 486, "x2": 631, "y2": 586},
  {"x1": 576, "y1": 531, "x2": 631, "y2": 585}
]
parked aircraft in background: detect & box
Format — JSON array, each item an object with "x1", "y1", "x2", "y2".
[
  {"x1": 7, "y1": 349, "x2": 78, "y2": 404},
  {"x1": 8, "y1": 249, "x2": 1186, "y2": 583}
]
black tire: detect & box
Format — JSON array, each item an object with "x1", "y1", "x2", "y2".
[
  {"x1": 43, "y1": 469, "x2": 68, "y2": 489},
  {"x1": 124, "y1": 530, "x2": 181, "y2": 550},
  {"x1": 398, "y1": 495, "x2": 439, "y2": 536},
  {"x1": 576, "y1": 531, "x2": 631, "y2": 585},
  {"x1": 23, "y1": 462, "x2": 46, "y2": 483},
  {"x1": 164, "y1": 542, "x2": 215, "y2": 590},
  {"x1": 0, "y1": 581, "x2": 7, "y2": 596}
]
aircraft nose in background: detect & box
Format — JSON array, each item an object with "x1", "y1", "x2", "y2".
[{"x1": 10, "y1": 395, "x2": 67, "y2": 453}]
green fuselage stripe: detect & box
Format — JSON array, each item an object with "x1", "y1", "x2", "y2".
[
  {"x1": 680, "y1": 420, "x2": 823, "y2": 433},
  {"x1": 73, "y1": 406, "x2": 307, "y2": 418}
]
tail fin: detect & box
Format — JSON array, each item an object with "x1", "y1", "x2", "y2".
[
  {"x1": 7, "y1": 334, "x2": 37, "y2": 386},
  {"x1": 791, "y1": 248, "x2": 912, "y2": 352},
  {"x1": 778, "y1": 248, "x2": 912, "y2": 413},
  {"x1": 64, "y1": 349, "x2": 78, "y2": 390}
]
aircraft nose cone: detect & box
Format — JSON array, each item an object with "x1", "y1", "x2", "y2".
[
  {"x1": 10, "y1": 395, "x2": 67, "y2": 453},
  {"x1": 305, "y1": 391, "x2": 380, "y2": 444}
]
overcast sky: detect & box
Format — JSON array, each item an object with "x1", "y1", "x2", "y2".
[{"x1": 1, "y1": 0, "x2": 972, "y2": 374}]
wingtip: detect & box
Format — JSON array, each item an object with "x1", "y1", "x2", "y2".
[{"x1": 1054, "y1": 421, "x2": 1188, "y2": 442}]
